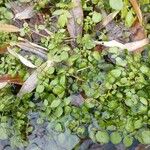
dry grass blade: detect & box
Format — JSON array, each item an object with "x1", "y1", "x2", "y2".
[
  {"x1": 0, "y1": 23, "x2": 20, "y2": 32},
  {"x1": 7, "y1": 47, "x2": 37, "y2": 68},
  {"x1": 125, "y1": 38, "x2": 149, "y2": 51},
  {"x1": 14, "y1": 6, "x2": 35, "y2": 20},
  {"x1": 95, "y1": 40, "x2": 126, "y2": 49},
  {"x1": 67, "y1": 0, "x2": 83, "y2": 46},
  {"x1": 102, "y1": 11, "x2": 119, "y2": 27},
  {"x1": 17, "y1": 60, "x2": 53, "y2": 98},
  {"x1": 95, "y1": 38, "x2": 149, "y2": 51},
  {"x1": 129, "y1": 0, "x2": 143, "y2": 25}
]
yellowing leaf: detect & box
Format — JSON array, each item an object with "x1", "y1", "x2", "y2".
[{"x1": 0, "y1": 23, "x2": 20, "y2": 32}]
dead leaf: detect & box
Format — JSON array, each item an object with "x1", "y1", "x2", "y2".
[
  {"x1": 125, "y1": 38, "x2": 149, "y2": 51},
  {"x1": 129, "y1": 0, "x2": 143, "y2": 25},
  {"x1": 95, "y1": 38, "x2": 149, "y2": 51},
  {"x1": 16, "y1": 38, "x2": 47, "y2": 59},
  {"x1": 0, "y1": 45, "x2": 9, "y2": 54},
  {"x1": 102, "y1": 11, "x2": 119, "y2": 27},
  {"x1": 130, "y1": 19, "x2": 146, "y2": 52},
  {"x1": 0, "y1": 75, "x2": 24, "y2": 85},
  {"x1": 17, "y1": 60, "x2": 53, "y2": 98},
  {"x1": 7, "y1": 47, "x2": 37, "y2": 68},
  {"x1": 14, "y1": 6, "x2": 35, "y2": 20},
  {"x1": 0, "y1": 23, "x2": 20, "y2": 32},
  {"x1": 67, "y1": 0, "x2": 83, "y2": 47}
]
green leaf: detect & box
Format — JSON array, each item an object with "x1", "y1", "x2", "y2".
[
  {"x1": 54, "y1": 106, "x2": 63, "y2": 117},
  {"x1": 50, "y1": 99, "x2": 61, "y2": 108},
  {"x1": 36, "y1": 84, "x2": 45, "y2": 93},
  {"x1": 110, "y1": 69, "x2": 122, "y2": 78},
  {"x1": 116, "y1": 57, "x2": 127, "y2": 67},
  {"x1": 110, "y1": 132, "x2": 122, "y2": 144},
  {"x1": 44, "y1": 99, "x2": 48, "y2": 106},
  {"x1": 53, "y1": 85, "x2": 64, "y2": 95},
  {"x1": 125, "y1": 10, "x2": 135, "y2": 27},
  {"x1": 48, "y1": 67, "x2": 55, "y2": 74},
  {"x1": 140, "y1": 97, "x2": 148, "y2": 105},
  {"x1": 134, "y1": 120, "x2": 142, "y2": 129},
  {"x1": 55, "y1": 123, "x2": 63, "y2": 132},
  {"x1": 58, "y1": 14, "x2": 68, "y2": 27},
  {"x1": 123, "y1": 136, "x2": 133, "y2": 147},
  {"x1": 95, "y1": 131, "x2": 109, "y2": 144},
  {"x1": 109, "y1": 0, "x2": 123, "y2": 10},
  {"x1": 93, "y1": 51, "x2": 101, "y2": 60},
  {"x1": 140, "y1": 66, "x2": 149, "y2": 74},
  {"x1": 92, "y1": 11, "x2": 102, "y2": 23},
  {"x1": 141, "y1": 130, "x2": 150, "y2": 144},
  {"x1": 60, "y1": 51, "x2": 69, "y2": 60}
]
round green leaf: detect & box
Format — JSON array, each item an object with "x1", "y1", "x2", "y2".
[
  {"x1": 141, "y1": 130, "x2": 150, "y2": 144},
  {"x1": 123, "y1": 136, "x2": 133, "y2": 147},
  {"x1": 95, "y1": 131, "x2": 109, "y2": 144},
  {"x1": 110, "y1": 132, "x2": 122, "y2": 144},
  {"x1": 92, "y1": 11, "x2": 102, "y2": 23},
  {"x1": 36, "y1": 84, "x2": 45, "y2": 93},
  {"x1": 109, "y1": 0, "x2": 123, "y2": 10}
]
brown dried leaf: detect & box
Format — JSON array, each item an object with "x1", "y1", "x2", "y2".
[
  {"x1": 129, "y1": 0, "x2": 143, "y2": 25},
  {"x1": 0, "y1": 45, "x2": 9, "y2": 54},
  {"x1": 67, "y1": 0, "x2": 83, "y2": 46},
  {"x1": 0, "y1": 24, "x2": 20, "y2": 32},
  {"x1": 0, "y1": 75, "x2": 24, "y2": 85},
  {"x1": 130, "y1": 19, "x2": 146, "y2": 52}
]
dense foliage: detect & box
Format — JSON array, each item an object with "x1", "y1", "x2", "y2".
[{"x1": 0, "y1": 0, "x2": 150, "y2": 149}]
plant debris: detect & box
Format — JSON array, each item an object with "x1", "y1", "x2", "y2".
[{"x1": 0, "y1": 0, "x2": 150, "y2": 149}]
